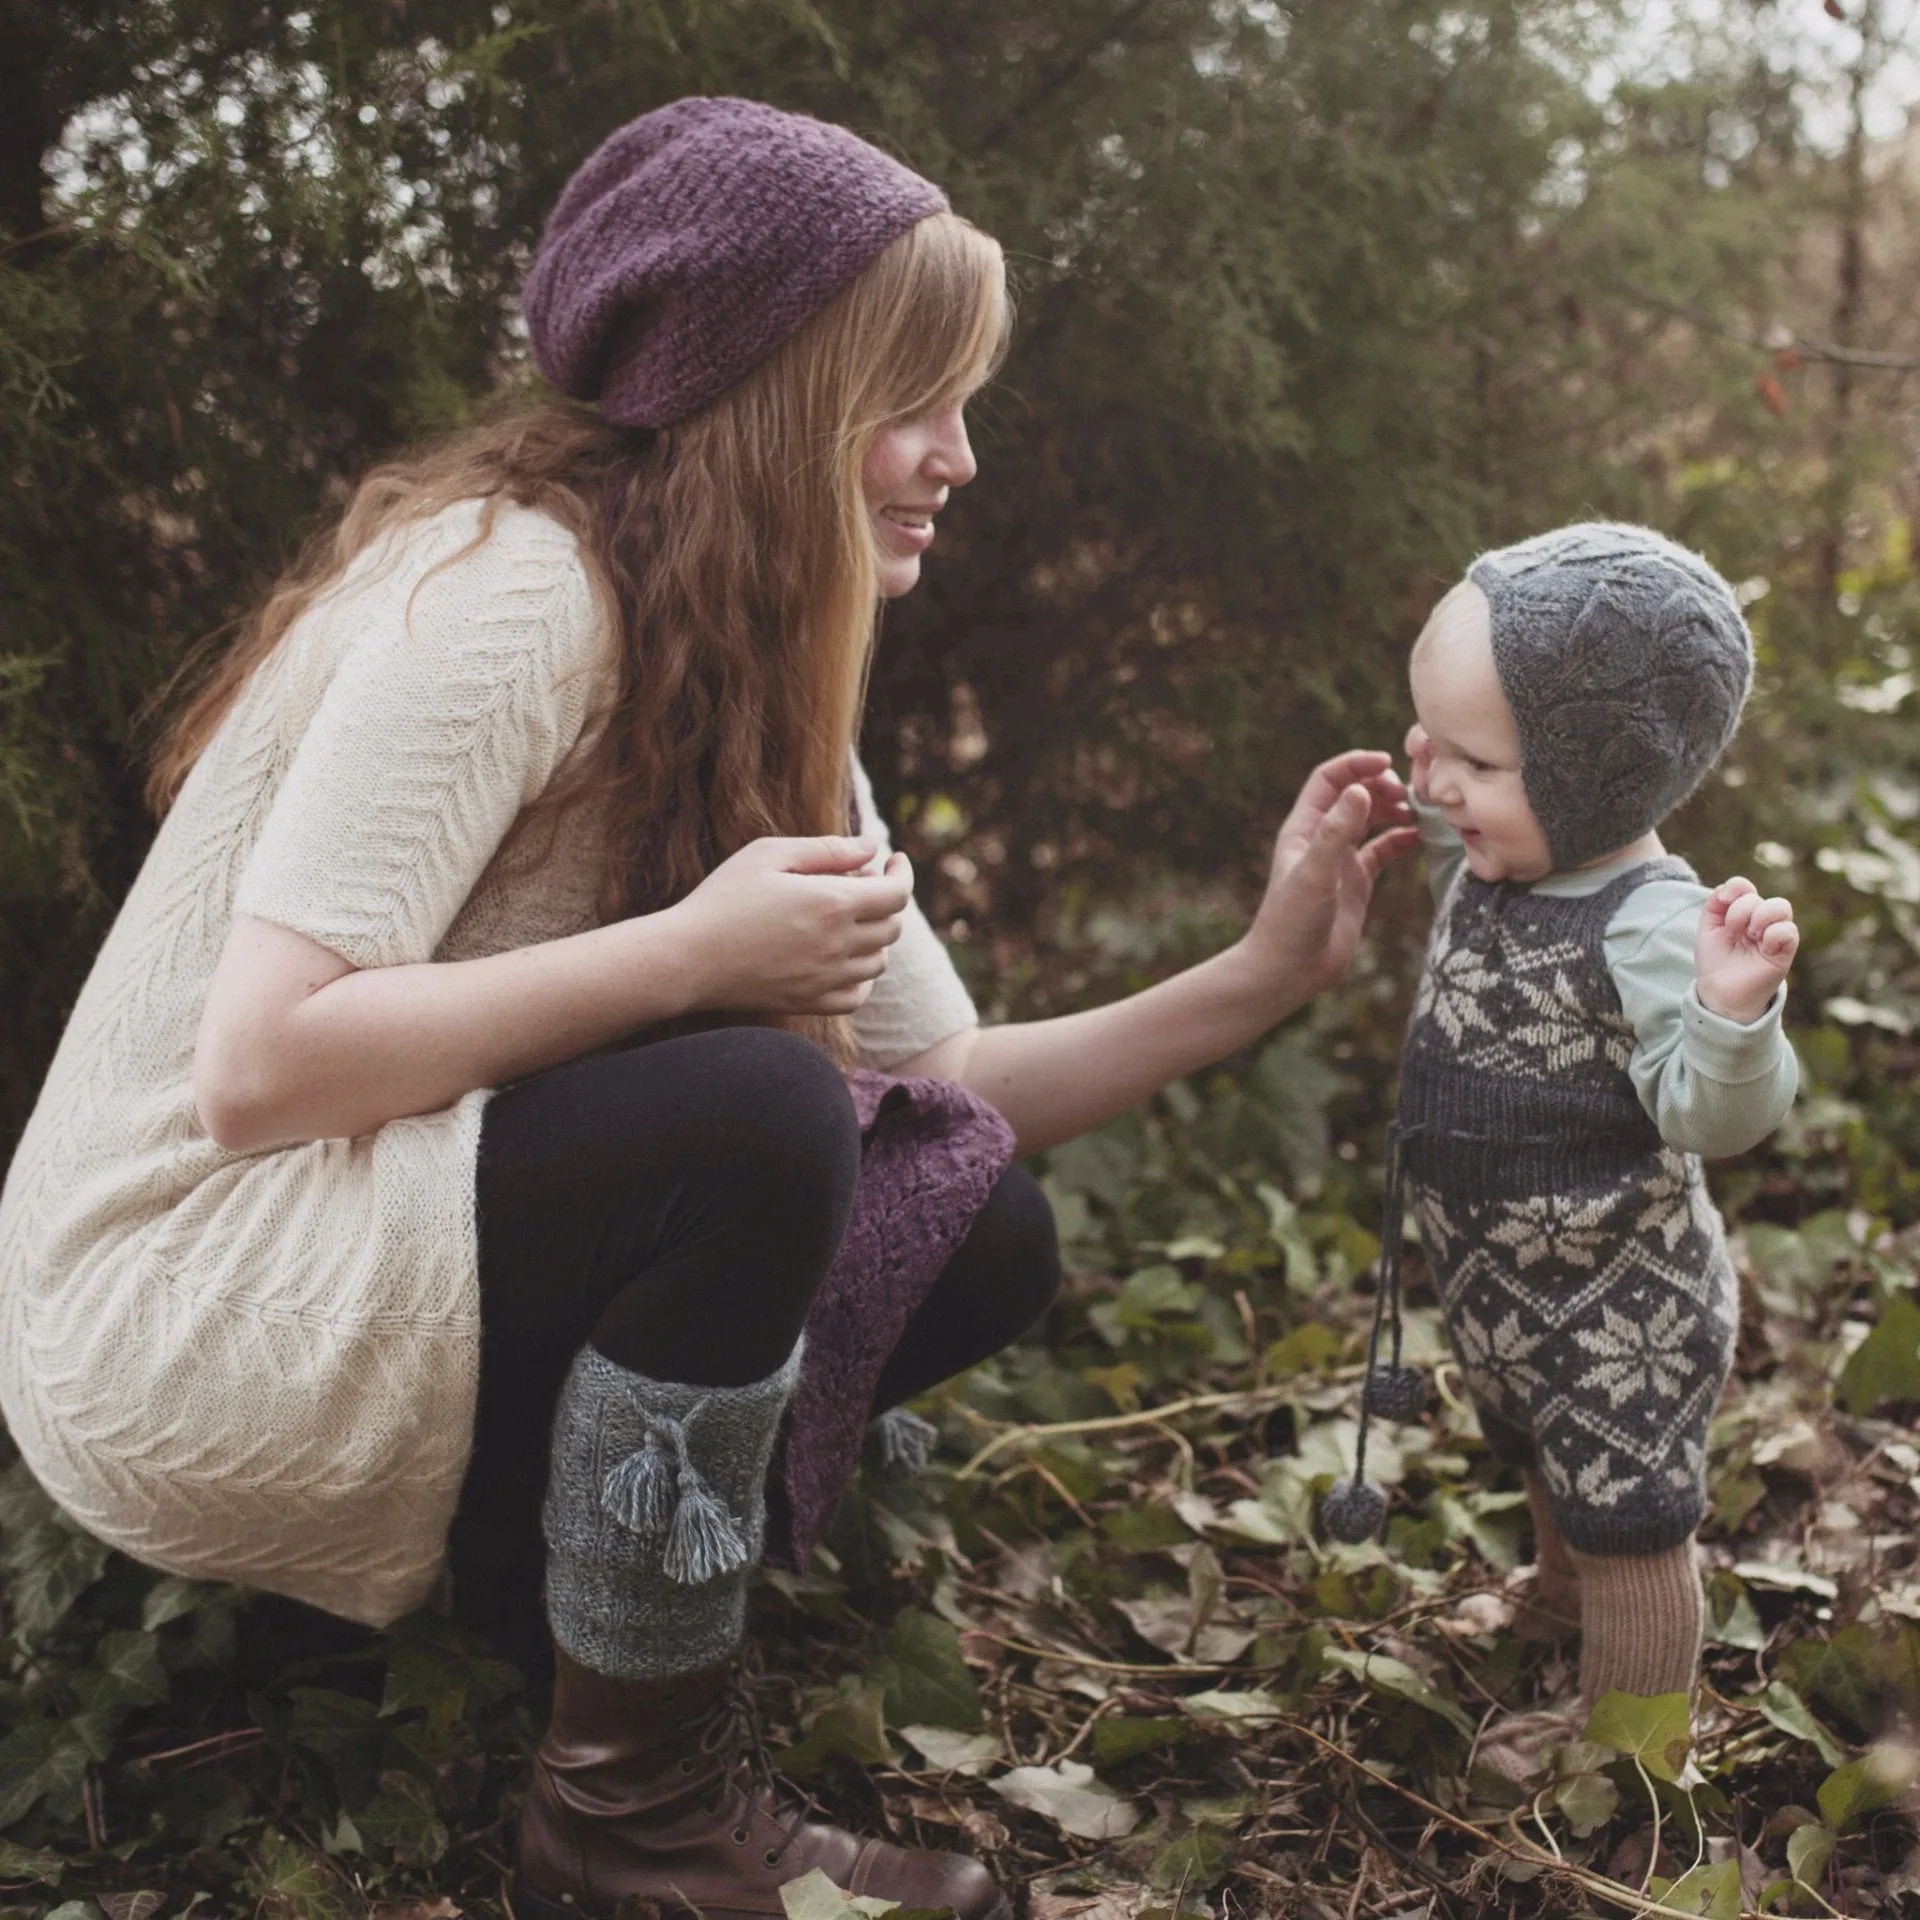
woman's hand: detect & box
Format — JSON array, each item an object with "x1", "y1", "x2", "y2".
[
  {"x1": 1241, "y1": 749, "x2": 1419, "y2": 1009},
  {"x1": 670, "y1": 835, "x2": 913, "y2": 1016},
  {"x1": 1695, "y1": 877, "x2": 1798, "y2": 1024}
]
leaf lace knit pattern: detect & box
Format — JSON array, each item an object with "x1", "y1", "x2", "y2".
[
  {"x1": 1400, "y1": 861, "x2": 1737, "y2": 1557},
  {"x1": 0, "y1": 502, "x2": 979, "y2": 1626}
]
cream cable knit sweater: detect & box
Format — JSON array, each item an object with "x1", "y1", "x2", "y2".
[{"x1": 0, "y1": 501, "x2": 978, "y2": 1626}]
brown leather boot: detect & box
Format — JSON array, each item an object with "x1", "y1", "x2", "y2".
[{"x1": 516, "y1": 1651, "x2": 1010, "y2": 1920}]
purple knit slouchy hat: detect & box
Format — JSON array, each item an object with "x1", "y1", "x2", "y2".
[{"x1": 523, "y1": 97, "x2": 950, "y2": 428}]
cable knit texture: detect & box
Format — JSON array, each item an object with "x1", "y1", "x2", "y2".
[
  {"x1": 524, "y1": 97, "x2": 949, "y2": 427},
  {"x1": 0, "y1": 501, "x2": 980, "y2": 1627},
  {"x1": 1469, "y1": 523, "x2": 1752, "y2": 869},
  {"x1": 767, "y1": 1070, "x2": 1014, "y2": 1571},
  {"x1": 544, "y1": 1344, "x2": 801, "y2": 1680}
]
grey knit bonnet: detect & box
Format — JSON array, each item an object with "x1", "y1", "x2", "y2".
[{"x1": 1468, "y1": 522, "x2": 1753, "y2": 869}]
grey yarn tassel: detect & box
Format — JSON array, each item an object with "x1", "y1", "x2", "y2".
[
  {"x1": 601, "y1": 1399, "x2": 749, "y2": 1584},
  {"x1": 872, "y1": 1406, "x2": 939, "y2": 1479},
  {"x1": 663, "y1": 1475, "x2": 750, "y2": 1584},
  {"x1": 602, "y1": 1430, "x2": 677, "y2": 1537}
]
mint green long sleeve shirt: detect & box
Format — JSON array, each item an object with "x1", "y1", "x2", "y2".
[{"x1": 1413, "y1": 799, "x2": 1797, "y2": 1157}]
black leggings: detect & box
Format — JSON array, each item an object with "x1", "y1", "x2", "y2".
[{"x1": 447, "y1": 1026, "x2": 1061, "y2": 1672}]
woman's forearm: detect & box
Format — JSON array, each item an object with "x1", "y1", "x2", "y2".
[
  {"x1": 197, "y1": 912, "x2": 700, "y2": 1150},
  {"x1": 899, "y1": 940, "x2": 1296, "y2": 1153}
]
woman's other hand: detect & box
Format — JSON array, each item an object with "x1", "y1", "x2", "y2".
[
  {"x1": 1243, "y1": 750, "x2": 1418, "y2": 1007},
  {"x1": 671, "y1": 836, "x2": 912, "y2": 1016}
]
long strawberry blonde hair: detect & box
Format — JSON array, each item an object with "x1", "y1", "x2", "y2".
[{"x1": 151, "y1": 211, "x2": 1008, "y2": 1059}]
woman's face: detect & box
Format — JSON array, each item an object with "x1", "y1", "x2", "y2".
[{"x1": 862, "y1": 399, "x2": 978, "y2": 599}]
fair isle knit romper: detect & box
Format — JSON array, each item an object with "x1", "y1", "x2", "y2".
[{"x1": 1399, "y1": 858, "x2": 1738, "y2": 1556}]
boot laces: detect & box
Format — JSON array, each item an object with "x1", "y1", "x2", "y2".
[{"x1": 688, "y1": 1676, "x2": 820, "y2": 1868}]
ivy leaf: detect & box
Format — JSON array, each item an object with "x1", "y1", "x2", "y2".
[
  {"x1": 1786, "y1": 1823, "x2": 1836, "y2": 1890},
  {"x1": 778, "y1": 1679, "x2": 893, "y2": 1780},
  {"x1": 1321, "y1": 1648, "x2": 1472, "y2": 1737},
  {"x1": 1745, "y1": 1680, "x2": 1850, "y2": 1767},
  {"x1": 93, "y1": 1629, "x2": 169, "y2": 1708},
  {"x1": 1093, "y1": 1717, "x2": 1192, "y2": 1768},
  {"x1": 875, "y1": 1608, "x2": 982, "y2": 1731},
  {"x1": 1549, "y1": 1741, "x2": 1621, "y2": 1838},
  {"x1": 1837, "y1": 1289, "x2": 1920, "y2": 1415},
  {"x1": 241, "y1": 1830, "x2": 355, "y2": 1920},
  {"x1": 0, "y1": 1838, "x2": 66, "y2": 1886},
  {"x1": 4, "y1": 1515, "x2": 109, "y2": 1639},
  {"x1": 1148, "y1": 1826, "x2": 1233, "y2": 1892},
  {"x1": 778, "y1": 1866, "x2": 901, "y2": 1920},
  {"x1": 1652, "y1": 1859, "x2": 1741, "y2": 1919},
  {"x1": 1778, "y1": 1630, "x2": 1883, "y2": 1733},
  {"x1": 1817, "y1": 1746, "x2": 1920, "y2": 1833},
  {"x1": 0, "y1": 1718, "x2": 93, "y2": 1828},
  {"x1": 1583, "y1": 1689, "x2": 1692, "y2": 1782},
  {"x1": 353, "y1": 1770, "x2": 449, "y2": 1867}
]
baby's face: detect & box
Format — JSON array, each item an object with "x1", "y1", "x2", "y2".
[{"x1": 1408, "y1": 582, "x2": 1554, "y2": 884}]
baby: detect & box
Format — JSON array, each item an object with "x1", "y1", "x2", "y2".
[{"x1": 1381, "y1": 525, "x2": 1797, "y2": 1781}]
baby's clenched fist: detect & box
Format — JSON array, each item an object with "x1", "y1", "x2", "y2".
[{"x1": 1696, "y1": 876, "x2": 1797, "y2": 1024}]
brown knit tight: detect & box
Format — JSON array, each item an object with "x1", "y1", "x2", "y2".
[{"x1": 1568, "y1": 1538, "x2": 1704, "y2": 1702}]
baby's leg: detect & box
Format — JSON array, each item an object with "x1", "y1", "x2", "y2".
[
  {"x1": 1568, "y1": 1537, "x2": 1704, "y2": 1703},
  {"x1": 1513, "y1": 1471, "x2": 1582, "y2": 1641}
]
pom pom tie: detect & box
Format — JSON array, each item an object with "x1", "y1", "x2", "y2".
[
  {"x1": 602, "y1": 1398, "x2": 749, "y2": 1586},
  {"x1": 1322, "y1": 1478, "x2": 1389, "y2": 1543},
  {"x1": 871, "y1": 1406, "x2": 939, "y2": 1479}
]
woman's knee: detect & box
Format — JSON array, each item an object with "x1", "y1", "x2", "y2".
[
  {"x1": 681, "y1": 1026, "x2": 861, "y2": 1224},
  {"x1": 964, "y1": 1166, "x2": 1063, "y2": 1335}
]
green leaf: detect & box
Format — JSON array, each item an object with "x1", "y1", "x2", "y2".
[
  {"x1": 1582, "y1": 1689, "x2": 1692, "y2": 1782},
  {"x1": 1320, "y1": 1647, "x2": 1472, "y2": 1737},
  {"x1": 1785, "y1": 1823, "x2": 1836, "y2": 1890},
  {"x1": 1551, "y1": 1766, "x2": 1620, "y2": 1838},
  {"x1": 1837, "y1": 1288, "x2": 1920, "y2": 1414},
  {"x1": 1817, "y1": 1745, "x2": 1920, "y2": 1832},
  {"x1": 1778, "y1": 1630, "x2": 1883, "y2": 1732},
  {"x1": 778, "y1": 1679, "x2": 893, "y2": 1780},
  {"x1": 352, "y1": 1770, "x2": 449, "y2": 1866},
  {"x1": 3, "y1": 1515, "x2": 110, "y2": 1638},
  {"x1": 0, "y1": 1838, "x2": 65, "y2": 1885},
  {"x1": 1746, "y1": 1680, "x2": 1850, "y2": 1767},
  {"x1": 1704, "y1": 1572, "x2": 1766, "y2": 1651},
  {"x1": 93, "y1": 1629, "x2": 170, "y2": 1708},
  {"x1": 1148, "y1": 1826, "x2": 1232, "y2": 1892},
  {"x1": 139, "y1": 1576, "x2": 216, "y2": 1631},
  {"x1": 1093, "y1": 1717, "x2": 1193, "y2": 1767},
  {"x1": 0, "y1": 1718, "x2": 93, "y2": 1828},
  {"x1": 1654, "y1": 1858, "x2": 1741, "y2": 1920},
  {"x1": 241, "y1": 1830, "x2": 354, "y2": 1920},
  {"x1": 876, "y1": 1608, "x2": 982, "y2": 1732}
]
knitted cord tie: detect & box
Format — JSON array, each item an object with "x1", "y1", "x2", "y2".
[
  {"x1": 871, "y1": 1406, "x2": 939, "y2": 1479},
  {"x1": 601, "y1": 1399, "x2": 751, "y2": 1586},
  {"x1": 1325, "y1": 1119, "x2": 1429, "y2": 1545}
]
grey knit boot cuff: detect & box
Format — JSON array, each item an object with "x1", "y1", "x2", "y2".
[{"x1": 542, "y1": 1342, "x2": 803, "y2": 1681}]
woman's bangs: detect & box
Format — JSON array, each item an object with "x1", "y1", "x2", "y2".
[{"x1": 871, "y1": 214, "x2": 1009, "y2": 422}]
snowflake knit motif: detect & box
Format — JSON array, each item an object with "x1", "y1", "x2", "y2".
[{"x1": 1398, "y1": 861, "x2": 1738, "y2": 1557}]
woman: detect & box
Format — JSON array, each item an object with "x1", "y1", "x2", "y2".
[{"x1": 0, "y1": 99, "x2": 1413, "y2": 1920}]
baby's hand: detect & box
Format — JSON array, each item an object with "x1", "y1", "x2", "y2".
[
  {"x1": 1696, "y1": 877, "x2": 1798, "y2": 1023},
  {"x1": 1404, "y1": 722, "x2": 1434, "y2": 805}
]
